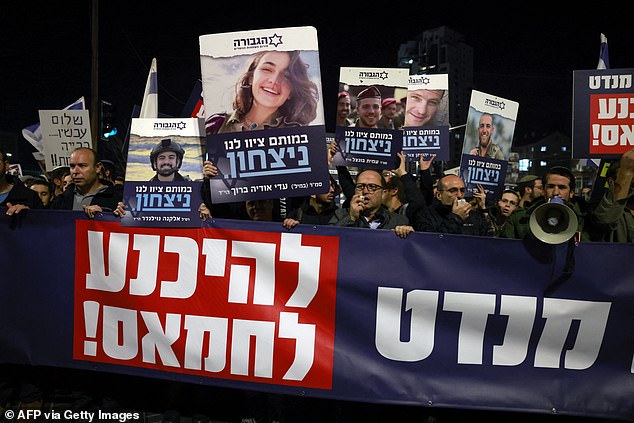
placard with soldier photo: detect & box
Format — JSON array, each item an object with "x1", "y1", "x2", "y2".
[
  {"x1": 121, "y1": 118, "x2": 205, "y2": 227},
  {"x1": 402, "y1": 73, "x2": 450, "y2": 161},
  {"x1": 460, "y1": 90, "x2": 519, "y2": 200},
  {"x1": 334, "y1": 67, "x2": 409, "y2": 169}
]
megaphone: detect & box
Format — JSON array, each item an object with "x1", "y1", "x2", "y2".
[{"x1": 529, "y1": 196, "x2": 578, "y2": 244}]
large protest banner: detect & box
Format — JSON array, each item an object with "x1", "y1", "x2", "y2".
[
  {"x1": 199, "y1": 26, "x2": 330, "y2": 204},
  {"x1": 0, "y1": 211, "x2": 632, "y2": 421}
]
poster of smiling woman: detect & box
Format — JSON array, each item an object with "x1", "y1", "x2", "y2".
[{"x1": 199, "y1": 26, "x2": 330, "y2": 204}]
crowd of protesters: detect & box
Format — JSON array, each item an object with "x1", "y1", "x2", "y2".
[
  {"x1": 194, "y1": 142, "x2": 633, "y2": 244},
  {"x1": 1, "y1": 142, "x2": 632, "y2": 422}
]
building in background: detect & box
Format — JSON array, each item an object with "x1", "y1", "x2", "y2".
[
  {"x1": 398, "y1": 26, "x2": 474, "y2": 169},
  {"x1": 511, "y1": 131, "x2": 596, "y2": 193},
  {"x1": 397, "y1": 27, "x2": 597, "y2": 194}
]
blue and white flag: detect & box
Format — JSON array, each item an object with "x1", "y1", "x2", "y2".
[
  {"x1": 139, "y1": 57, "x2": 158, "y2": 118},
  {"x1": 576, "y1": 158, "x2": 600, "y2": 169},
  {"x1": 21, "y1": 97, "x2": 86, "y2": 160},
  {"x1": 596, "y1": 33, "x2": 609, "y2": 70},
  {"x1": 575, "y1": 34, "x2": 612, "y2": 166}
]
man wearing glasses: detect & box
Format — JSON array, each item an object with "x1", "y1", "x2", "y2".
[
  {"x1": 329, "y1": 169, "x2": 410, "y2": 233},
  {"x1": 419, "y1": 174, "x2": 493, "y2": 236}
]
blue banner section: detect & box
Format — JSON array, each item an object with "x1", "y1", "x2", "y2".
[
  {"x1": 121, "y1": 181, "x2": 203, "y2": 227},
  {"x1": 1, "y1": 211, "x2": 633, "y2": 421},
  {"x1": 334, "y1": 126, "x2": 402, "y2": 169},
  {"x1": 460, "y1": 153, "x2": 507, "y2": 200},
  {"x1": 207, "y1": 125, "x2": 330, "y2": 203},
  {"x1": 402, "y1": 126, "x2": 449, "y2": 161}
]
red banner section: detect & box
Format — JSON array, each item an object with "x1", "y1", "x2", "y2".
[
  {"x1": 589, "y1": 93, "x2": 634, "y2": 155},
  {"x1": 73, "y1": 220, "x2": 339, "y2": 389}
]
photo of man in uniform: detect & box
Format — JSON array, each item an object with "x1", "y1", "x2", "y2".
[
  {"x1": 149, "y1": 138, "x2": 190, "y2": 182},
  {"x1": 353, "y1": 86, "x2": 382, "y2": 128},
  {"x1": 469, "y1": 112, "x2": 505, "y2": 160}
]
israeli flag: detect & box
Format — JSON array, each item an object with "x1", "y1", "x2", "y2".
[
  {"x1": 597, "y1": 33, "x2": 609, "y2": 70},
  {"x1": 21, "y1": 97, "x2": 86, "y2": 159},
  {"x1": 139, "y1": 57, "x2": 158, "y2": 118}
]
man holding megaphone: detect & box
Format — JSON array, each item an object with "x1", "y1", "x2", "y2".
[{"x1": 500, "y1": 166, "x2": 588, "y2": 244}]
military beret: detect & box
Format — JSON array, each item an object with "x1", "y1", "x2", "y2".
[
  {"x1": 381, "y1": 97, "x2": 396, "y2": 109},
  {"x1": 356, "y1": 86, "x2": 381, "y2": 101}
]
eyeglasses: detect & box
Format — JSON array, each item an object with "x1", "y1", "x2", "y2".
[
  {"x1": 355, "y1": 183, "x2": 384, "y2": 192},
  {"x1": 439, "y1": 187, "x2": 466, "y2": 194}
]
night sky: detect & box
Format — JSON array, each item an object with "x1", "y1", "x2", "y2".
[{"x1": 2, "y1": 3, "x2": 633, "y2": 166}]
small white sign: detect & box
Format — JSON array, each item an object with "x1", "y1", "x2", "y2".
[{"x1": 39, "y1": 109, "x2": 92, "y2": 171}]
